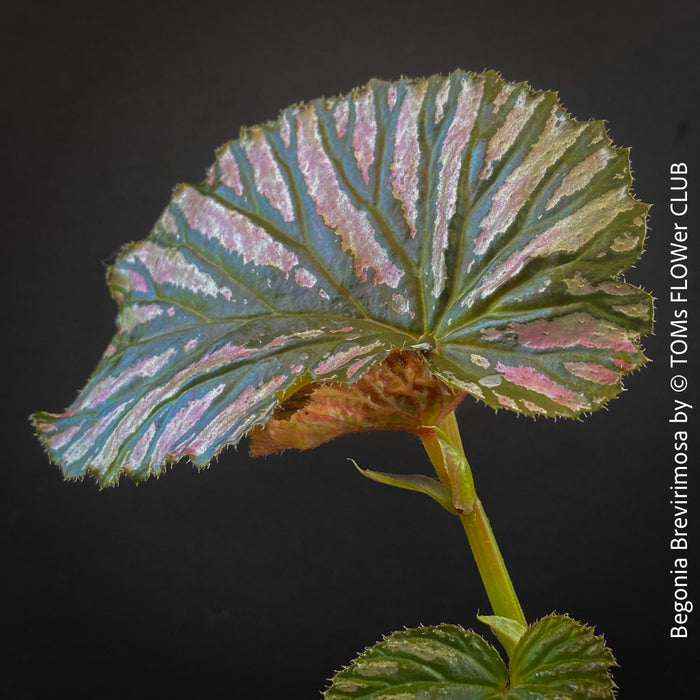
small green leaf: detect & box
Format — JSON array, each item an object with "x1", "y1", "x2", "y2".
[
  {"x1": 324, "y1": 615, "x2": 617, "y2": 699},
  {"x1": 351, "y1": 459, "x2": 455, "y2": 513},
  {"x1": 324, "y1": 623, "x2": 508, "y2": 699},
  {"x1": 477, "y1": 615, "x2": 527, "y2": 653},
  {"x1": 509, "y1": 614, "x2": 617, "y2": 699}
]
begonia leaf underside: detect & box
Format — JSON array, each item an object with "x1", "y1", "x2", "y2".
[{"x1": 33, "y1": 69, "x2": 652, "y2": 485}]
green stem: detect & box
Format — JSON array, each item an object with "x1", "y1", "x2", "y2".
[
  {"x1": 459, "y1": 500, "x2": 526, "y2": 630},
  {"x1": 422, "y1": 412, "x2": 526, "y2": 653}
]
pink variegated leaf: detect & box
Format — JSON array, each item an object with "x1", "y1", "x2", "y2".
[{"x1": 33, "y1": 70, "x2": 652, "y2": 485}]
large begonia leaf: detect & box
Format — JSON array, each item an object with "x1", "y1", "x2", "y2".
[{"x1": 32, "y1": 69, "x2": 652, "y2": 485}]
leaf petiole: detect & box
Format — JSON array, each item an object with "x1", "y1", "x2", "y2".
[{"x1": 420, "y1": 412, "x2": 526, "y2": 655}]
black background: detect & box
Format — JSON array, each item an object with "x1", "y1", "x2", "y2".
[{"x1": 5, "y1": 1, "x2": 699, "y2": 697}]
